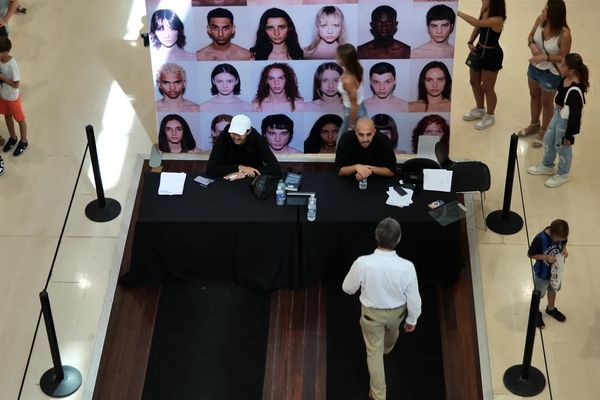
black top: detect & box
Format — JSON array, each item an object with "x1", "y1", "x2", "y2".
[
  {"x1": 206, "y1": 127, "x2": 281, "y2": 178},
  {"x1": 334, "y1": 131, "x2": 396, "y2": 173},
  {"x1": 479, "y1": 26, "x2": 501, "y2": 47},
  {"x1": 555, "y1": 78, "x2": 585, "y2": 143}
]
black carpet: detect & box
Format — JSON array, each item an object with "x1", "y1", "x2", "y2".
[
  {"x1": 142, "y1": 280, "x2": 270, "y2": 400},
  {"x1": 325, "y1": 278, "x2": 445, "y2": 400}
]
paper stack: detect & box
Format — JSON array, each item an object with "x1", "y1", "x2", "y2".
[
  {"x1": 158, "y1": 172, "x2": 186, "y2": 195},
  {"x1": 386, "y1": 186, "x2": 413, "y2": 208}
]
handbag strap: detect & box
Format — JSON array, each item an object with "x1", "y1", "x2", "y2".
[
  {"x1": 479, "y1": 26, "x2": 490, "y2": 58},
  {"x1": 540, "y1": 29, "x2": 561, "y2": 74}
]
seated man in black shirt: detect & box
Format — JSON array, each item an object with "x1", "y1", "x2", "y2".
[
  {"x1": 335, "y1": 116, "x2": 396, "y2": 180},
  {"x1": 206, "y1": 114, "x2": 281, "y2": 180}
]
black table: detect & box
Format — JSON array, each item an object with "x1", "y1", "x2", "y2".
[{"x1": 123, "y1": 172, "x2": 463, "y2": 290}]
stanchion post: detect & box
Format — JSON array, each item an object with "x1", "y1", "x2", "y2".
[
  {"x1": 486, "y1": 133, "x2": 524, "y2": 234},
  {"x1": 39, "y1": 291, "x2": 82, "y2": 397},
  {"x1": 503, "y1": 290, "x2": 546, "y2": 396},
  {"x1": 84, "y1": 124, "x2": 122, "y2": 222}
]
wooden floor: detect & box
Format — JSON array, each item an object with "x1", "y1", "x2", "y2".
[{"x1": 93, "y1": 160, "x2": 482, "y2": 400}]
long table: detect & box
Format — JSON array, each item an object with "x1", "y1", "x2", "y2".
[{"x1": 122, "y1": 171, "x2": 463, "y2": 290}]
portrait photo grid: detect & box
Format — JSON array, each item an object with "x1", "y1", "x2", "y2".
[{"x1": 147, "y1": 0, "x2": 457, "y2": 156}]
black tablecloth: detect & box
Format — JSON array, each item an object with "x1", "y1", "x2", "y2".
[
  {"x1": 297, "y1": 172, "x2": 462, "y2": 286},
  {"x1": 124, "y1": 172, "x2": 463, "y2": 290}
]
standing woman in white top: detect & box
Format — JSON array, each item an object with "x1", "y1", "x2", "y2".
[
  {"x1": 519, "y1": 0, "x2": 571, "y2": 148},
  {"x1": 335, "y1": 44, "x2": 367, "y2": 137}
]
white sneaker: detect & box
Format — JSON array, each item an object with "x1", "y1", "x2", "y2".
[
  {"x1": 475, "y1": 114, "x2": 495, "y2": 130},
  {"x1": 463, "y1": 107, "x2": 486, "y2": 121},
  {"x1": 527, "y1": 164, "x2": 555, "y2": 175},
  {"x1": 545, "y1": 174, "x2": 569, "y2": 188}
]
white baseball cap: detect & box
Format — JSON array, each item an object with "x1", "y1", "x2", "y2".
[{"x1": 228, "y1": 114, "x2": 252, "y2": 135}]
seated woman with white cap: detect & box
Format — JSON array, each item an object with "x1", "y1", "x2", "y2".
[{"x1": 206, "y1": 114, "x2": 281, "y2": 180}]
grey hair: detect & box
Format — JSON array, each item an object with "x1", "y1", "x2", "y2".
[{"x1": 375, "y1": 217, "x2": 402, "y2": 249}]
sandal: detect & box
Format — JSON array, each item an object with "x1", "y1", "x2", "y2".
[
  {"x1": 532, "y1": 139, "x2": 544, "y2": 148},
  {"x1": 517, "y1": 122, "x2": 541, "y2": 137}
]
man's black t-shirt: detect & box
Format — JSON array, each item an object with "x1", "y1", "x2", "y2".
[
  {"x1": 334, "y1": 131, "x2": 396, "y2": 173},
  {"x1": 206, "y1": 127, "x2": 281, "y2": 178}
]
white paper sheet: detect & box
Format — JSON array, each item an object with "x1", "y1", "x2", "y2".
[
  {"x1": 423, "y1": 169, "x2": 453, "y2": 192},
  {"x1": 158, "y1": 172, "x2": 186, "y2": 195},
  {"x1": 386, "y1": 186, "x2": 414, "y2": 208}
]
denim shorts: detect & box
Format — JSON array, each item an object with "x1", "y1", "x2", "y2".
[
  {"x1": 534, "y1": 274, "x2": 560, "y2": 297},
  {"x1": 527, "y1": 63, "x2": 562, "y2": 92}
]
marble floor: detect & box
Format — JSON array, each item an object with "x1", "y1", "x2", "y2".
[{"x1": 0, "y1": 0, "x2": 598, "y2": 399}]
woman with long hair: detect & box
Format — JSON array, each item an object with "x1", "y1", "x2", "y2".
[
  {"x1": 149, "y1": 9, "x2": 196, "y2": 62},
  {"x1": 458, "y1": 0, "x2": 506, "y2": 130},
  {"x1": 528, "y1": 53, "x2": 589, "y2": 188},
  {"x1": 158, "y1": 114, "x2": 200, "y2": 153},
  {"x1": 304, "y1": 114, "x2": 343, "y2": 154},
  {"x1": 335, "y1": 44, "x2": 367, "y2": 137},
  {"x1": 304, "y1": 6, "x2": 347, "y2": 60},
  {"x1": 411, "y1": 114, "x2": 450, "y2": 154},
  {"x1": 250, "y1": 8, "x2": 303, "y2": 60},
  {"x1": 519, "y1": 0, "x2": 571, "y2": 148},
  {"x1": 409, "y1": 61, "x2": 452, "y2": 112}
]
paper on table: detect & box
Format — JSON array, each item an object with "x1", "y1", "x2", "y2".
[
  {"x1": 386, "y1": 186, "x2": 413, "y2": 208},
  {"x1": 158, "y1": 172, "x2": 186, "y2": 195},
  {"x1": 423, "y1": 169, "x2": 453, "y2": 192}
]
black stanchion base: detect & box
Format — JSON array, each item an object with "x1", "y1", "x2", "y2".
[
  {"x1": 85, "y1": 198, "x2": 121, "y2": 222},
  {"x1": 503, "y1": 364, "x2": 546, "y2": 396},
  {"x1": 40, "y1": 365, "x2": 82, "y2": 397},
  {"x1": 486, "y1": 209, "x2": 523, "y2": 235}
]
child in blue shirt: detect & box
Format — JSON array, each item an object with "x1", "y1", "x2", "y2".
[{"x1": 528, "y1": 219, "x2": 569, "y2": 328}]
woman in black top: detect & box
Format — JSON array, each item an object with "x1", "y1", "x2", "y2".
[
  {"x1": 458, "y1": 0, "x2": 506, "y2": 130},
  {"x1": 528, "y1": 53, "x2": 589, "y2": 188}
]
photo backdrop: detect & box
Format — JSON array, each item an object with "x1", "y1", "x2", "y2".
[{"x1": 146, "y1": 0, "x2": 457, "y2": 156}]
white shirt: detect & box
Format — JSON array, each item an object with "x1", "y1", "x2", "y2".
[
  {"x1": 0, "y1": 57, "x2": 20, "y2": 101},
  {"x1": 342, "y1": 248, "x2": 422, "y2": 325}
]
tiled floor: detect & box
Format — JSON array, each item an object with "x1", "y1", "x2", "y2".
[{"x1": 0, "y1": 0, "x2": 598, "y2": 399}]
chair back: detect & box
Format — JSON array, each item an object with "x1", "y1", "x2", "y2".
[
  {"x1": 450, "y1": 161, "x2": 491, "y2": 193},
  {"x1": 435, "y1": 141, "x2": 455, "y2": 169},
  {"x1": 400, "y1": 158, "x2": 440, "y2": 187}
]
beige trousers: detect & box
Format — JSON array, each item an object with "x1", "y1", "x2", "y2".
[{"x1": 359, "y1": 304, "x2": 407, "y2": 400}]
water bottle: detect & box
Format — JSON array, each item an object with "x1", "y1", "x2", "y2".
[
  {"x1": 307, "y1": 194, "x2": 317, "y2": 222},
  {"x1": 276, "y1": 179, "x2": 286, "y2": 206},
  {"x1": 359, "y1": 178, "x2": 368, "y2": 190}
]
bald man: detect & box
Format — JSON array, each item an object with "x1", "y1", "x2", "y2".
[{"x1": 335, "y1": 116, "x2": 396, "y2": 180}]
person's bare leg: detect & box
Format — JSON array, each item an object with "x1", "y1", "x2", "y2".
[
  {"x1": 481, "y1": 70, "x2": 499, "y2": 115},
  {"x1": 17, "y1": 120, "x2": 27, "y2": 142},
  {"x1": 469, "y1": 69, "x2": 484, "y2": 108},
  {"x1": 547, "y1": 290, "x2": 556, "y2": 309},
  {"x1": 528, "y1": 78, "x2": 542, "y2": 125},
  {"x1": 538, "y1": 89, "x2": 556, "y2": 140},
  {"x1": 5, "y1": 115, "x2": 17, "y2": 139}
]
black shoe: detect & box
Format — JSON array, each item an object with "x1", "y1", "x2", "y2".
[
  {"x1": 546, "y1": 307, "x2": 566, "y2": 322},
  {"x1": 536, "y1": 311, "x2": 545, "y2": 329},
  {"x1": 3, "y1": 137, "x2": 17, "y2": 152},
  {"x1": 0, "y1": 155, "x2": 4, "y2": 176},
  {"x1": 13, "y1": 141, "x2": 28, "y2": 157}
]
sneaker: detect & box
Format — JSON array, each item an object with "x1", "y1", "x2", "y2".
[
  {"x1": 3, "y1": 136, "x2": 17, "y2": 152},
  {"x1": 527, "y1": 164, "x2": 554, "y2": 176},
  {"x1": 475, "y1": 114, "x2": 496, "y2": 130},
  {"x1": 536, "y1": 311, "x2": 545, "y2": 328},
  {"x1": 545, "y1": 306, "x2": 566, "y2": 322},
  {"x1": 545, "y1": 174, "x2": 569, "y2": 188},
  {"x1": 16, "y1": 5, "x2": 27, "y2": 14},
  {"x1": 0, "y1": 155, "x2": 4, "y2": 176},
  {"x1": 518, "y1": 122, "x2": 541, "y2": 136},
  {"x1": 463, "y1": 107, "x2": 486, "y2": 121},
  {"x1": 13, "y1": 141, "x2": 28, "y2": 157}
]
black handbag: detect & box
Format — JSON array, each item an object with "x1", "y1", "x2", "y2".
[
  {"x1": 465, "y1": 26, "x2": 489, "y2": 69},
  {"x1": 250, "y1": 174, "x2": 276, "y2": 200}
]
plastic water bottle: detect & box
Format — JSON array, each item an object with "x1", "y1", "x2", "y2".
[
  {"x1": 307, "y1": 194, "x2": 317, "y2": 221},
  {"x1": 359, "y1": 178, "x2": 368, "y2": 190},
  {"x1": 276, "y1": 179, "x2": 286, "y2": 206}
]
